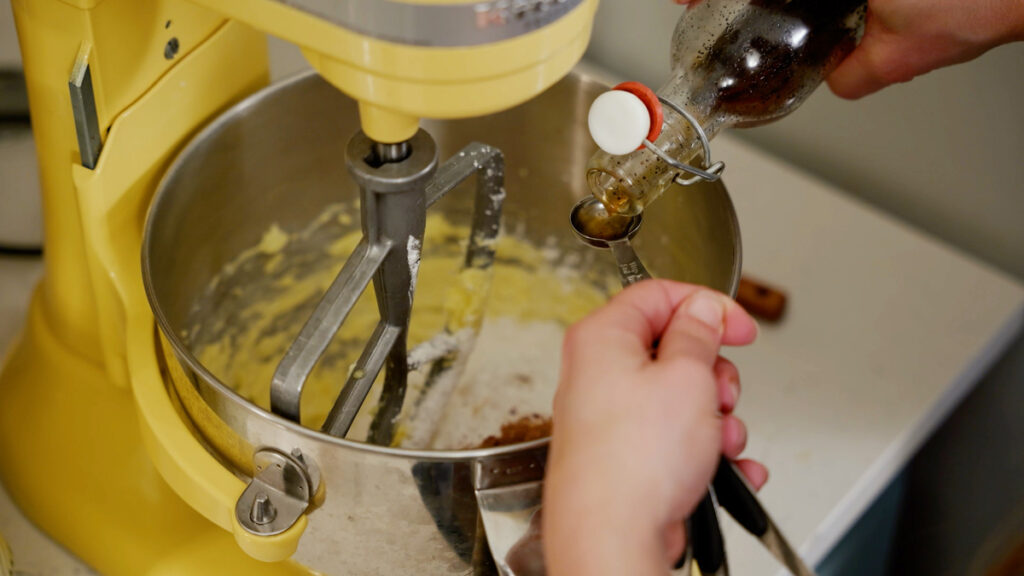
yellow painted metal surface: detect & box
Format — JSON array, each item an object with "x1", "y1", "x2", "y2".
[
  {"x1": 0, "y1": 294, "x2": 309, "y2": 575},
  {"x1": 69, "y1": 19, "x2": 264, "y2": 389},
  {"x1": 194, "y1": 0, "x2": 598, "y2": 141},
  {"x1": 11, "y1": 0, "x2": 101, "y2": 364},
  {"x1": 9, "y1": 0, "x2": 223, "y2": 371},
  {"x1": 70, "y1": 15, "x2": 270, "y2": 527},
  {"x1": 2, "y1": 0, "x2": 310, "y2": 570},
  {"x1": 0, "y1": 533, "x2": 10, "y2": 576}
]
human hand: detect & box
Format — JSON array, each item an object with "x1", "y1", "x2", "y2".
[
  {"x1": 827, "y1": 0, "x2": 1024, "y2": 99},
  {"x1": 673, "y1": 0, "x2": 1024, "y2": 99},
  {"x1": 542, "y1": 280, "x2": 767, "y2": 576}
]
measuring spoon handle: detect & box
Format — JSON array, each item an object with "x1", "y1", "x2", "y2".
[{"x1": 608, "y1": 239, "x2": 651, "y2": 285}]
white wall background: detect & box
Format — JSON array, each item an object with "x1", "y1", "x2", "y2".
[
  {"x1": 0, "y1": 2, "x2": 18, "y2": 69},
  {"x1": 586, "y1": 0, "x2": 1024, "y2": 280}
]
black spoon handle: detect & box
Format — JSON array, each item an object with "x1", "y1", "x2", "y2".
[
  {"x1": 688, "y1": 491, "x2": 727, "y2": 574},
  {"x1": 712, "y1": 458, "x2": 769, "y2": 536}
]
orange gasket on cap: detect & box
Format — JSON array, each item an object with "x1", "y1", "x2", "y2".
[{"x1": 613, "y1": 81, "x2": 663, "y2": 149}]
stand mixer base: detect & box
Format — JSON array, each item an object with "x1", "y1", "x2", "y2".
[{"x1": 0, "y1": 291, "x2": 309, "y2": 576}]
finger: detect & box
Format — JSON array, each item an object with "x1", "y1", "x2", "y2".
[
  {"x1": 721, "y1": 415, "x2": 747, "y2": 459},
  {"x1": 561, "y1": 280, "x2": 705, "y2": 374},
  {"x1": 827, "y1": 47, "x2": 890, "y2": 99},
  {"x1": 663, "y1": 522, "x2": 686, "y2": 566},
  {"x1": 827, "y1": 16, "x2": 916, "y2": 99},
  {"x1": 714, "y1": 356, "x2": 740, "y2": 414},
  {"x1": 733, "y1": 459, "x2": 769, "y2": 491},
  {"x1": 657, "y1": 291, "x2": 758, "y2": 368}
]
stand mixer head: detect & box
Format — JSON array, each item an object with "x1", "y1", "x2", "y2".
[{"x1": 197, "y1": 0, "x2": 600, "y2": 143}]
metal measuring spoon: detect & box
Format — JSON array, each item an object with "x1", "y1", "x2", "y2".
[{"x1": 569, "y1": 197, "x2": 650, "y2": 286}]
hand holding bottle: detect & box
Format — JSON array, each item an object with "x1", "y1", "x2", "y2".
[
  {"x1": 827, "y1": 0, "x2": 1024, "y2": 98},
  {"x1": 674, "y1": 0, "x2": 1024, "y2": 99}
]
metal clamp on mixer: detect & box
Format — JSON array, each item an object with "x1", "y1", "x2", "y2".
[{"x1": 236, "y1": 448, "x2": 322, "y2": 536}]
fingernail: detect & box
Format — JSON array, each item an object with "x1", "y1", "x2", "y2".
[
  {"x1": 728, "y1": 378, "x2": 740, "y2": 408},
  {"x1": 685, "y1": 292, "x2": 724, "y2": 333}
]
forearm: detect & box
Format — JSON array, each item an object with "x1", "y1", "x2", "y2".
[
  {"x1": 1004, "y1": 0, "x2": 1024, "y2": 42},
  {"x1": 964, "y1": 0, "x2": 1024, "y2": 44}
]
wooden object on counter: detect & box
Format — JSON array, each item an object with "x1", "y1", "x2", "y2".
[
  {"x1": 736, "y1": 276, "x2": 787, "y2": 322},
  {"x1": 986, "y1": 537, "x2": 1024, "y2": 576}
]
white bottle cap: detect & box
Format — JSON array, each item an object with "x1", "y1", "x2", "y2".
[{"x1": 588, "y1": 90, "x2": 651, "y2": 156}]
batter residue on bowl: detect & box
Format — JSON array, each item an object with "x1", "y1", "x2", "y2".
[{"x1": 187, "y1": 203, "x2": 616, "y2": 449}]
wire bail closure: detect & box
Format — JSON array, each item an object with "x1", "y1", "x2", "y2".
[{"x1": 643, "y1": 97, "x2": 725, "y2": 186}]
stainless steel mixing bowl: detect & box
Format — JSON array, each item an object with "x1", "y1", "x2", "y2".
[{"x1": 143, "y1": 70, "x2": 741, "y2": 575}]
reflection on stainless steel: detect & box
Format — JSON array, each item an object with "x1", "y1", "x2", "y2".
[
  {"x1": 372, "y1": 140, "x2": 411, "y2": 164},
  {"x1": 142, "y1": 70, "x2": 741, "y2": 574},
  {"x1": 759, "y1": 519, "x2": 817, "y2": 576},
  {"x1": 476, "y1": 482, "x2": 544, "y2": 576},
  {"x1": 713, "y1": 460, "x2": 817, "y2": 576}
]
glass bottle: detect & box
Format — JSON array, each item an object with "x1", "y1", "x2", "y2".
[{"x1": 587, "y1": 0, "x2": 867, "y2": 216}]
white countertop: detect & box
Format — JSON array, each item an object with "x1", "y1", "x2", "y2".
[
  {"x1": 712, "y1": 134, "x2": 1024, "y2": 574},
  {"x1": 2, "y1": 114, "x2": 1023, "y2": 576}
]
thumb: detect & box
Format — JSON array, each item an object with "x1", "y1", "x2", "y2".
[
  {"x1": 827, "y1": 18, "x2": 913, "y2": 99},
  {"x1": 656, "y1": 291, "x2": 728, "y2": 366},
  {"x1": 828, "y1": 43, "x2": 892, "y2": 99}
]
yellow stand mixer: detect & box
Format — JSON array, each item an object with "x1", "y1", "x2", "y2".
[{"x1": 0, "y1": 0, "x2": 603, "y2": 573}]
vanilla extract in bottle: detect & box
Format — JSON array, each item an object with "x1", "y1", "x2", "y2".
[{"x1": 587, "y1": 0, "x2": 867, "y2": 216}]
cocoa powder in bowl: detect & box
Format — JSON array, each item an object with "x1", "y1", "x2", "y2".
[{"x1": 476, "y1": 414, "x2": 552, "y2": 448}]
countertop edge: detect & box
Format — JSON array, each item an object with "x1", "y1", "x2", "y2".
[{"x1": 798, "y1": 303, "x2": 1024, "y2": 570}]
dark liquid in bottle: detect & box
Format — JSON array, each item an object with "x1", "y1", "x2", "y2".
[{"x1": 692, "y1": 0, "x2": 866, "y2": 125}]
